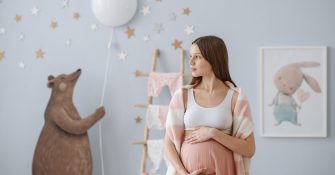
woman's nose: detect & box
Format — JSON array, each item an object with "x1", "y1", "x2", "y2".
[{"x1": 189, "y1": 57, "x2": 194, "y2": 65}]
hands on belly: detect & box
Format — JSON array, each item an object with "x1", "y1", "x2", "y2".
[{"x1": 185, "y1": 126, "x2": 214, "y2": 144}]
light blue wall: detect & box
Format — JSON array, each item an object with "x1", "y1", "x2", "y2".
[{"x1": 1, "y1": 0, "x2": 334, "y2": 175}]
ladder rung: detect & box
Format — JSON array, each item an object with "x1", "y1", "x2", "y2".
[
  {"x1": 135, "y1": 70, "x2": 192, "y2": 78},
  {"x1": 132, "y1": 140, "x2": 147, "y2": 145},
  {"x1": 134, "y1": 103, "x2": 148, "y2": 108}
]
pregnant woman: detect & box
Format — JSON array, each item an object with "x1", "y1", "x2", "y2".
[{"x1": 164, "y1": 36, "x2": 255, "y2": 175}]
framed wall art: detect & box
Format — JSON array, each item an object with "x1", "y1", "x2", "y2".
[{"x1": 260, "y1": 46, "x2": 327, "y2": 137}]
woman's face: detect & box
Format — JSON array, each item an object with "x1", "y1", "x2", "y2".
[{"x1": 189, "y1": 44, "x2": 213, "y2": 77}]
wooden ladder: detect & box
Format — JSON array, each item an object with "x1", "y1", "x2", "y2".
[{"x1": 132, "y1": 48, "x2": 187, "y2": 174}]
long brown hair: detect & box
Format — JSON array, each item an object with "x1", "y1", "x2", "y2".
[{"x1": 189, "y1": 35, "x2": 236, "y2": 88}]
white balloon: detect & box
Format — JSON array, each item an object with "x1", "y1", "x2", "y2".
[{"x1": 92, "y1": 0, "x2": 137, "y2": 27}]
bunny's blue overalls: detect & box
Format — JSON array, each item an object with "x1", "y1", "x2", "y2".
[{"x1": 273, "y1": 93, "x2": 298, "y2": 124}]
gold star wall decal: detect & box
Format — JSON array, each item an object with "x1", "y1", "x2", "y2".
[
  {"x1": 134, "y1": 70, "x2": 144, "y2": 77},
  {"x1": 125, "y1": 26, "x2": 135, "y2": 38},
  {"x1": 135, "y1": 116, "x2": 142, "y2": 123},
  {"x1": 15, "y1": 15, "x2": 22, "y2": 23},
  {"x1": 0, "y1": 51, "x2": 5, "y2": 61},
  {"x1": 73, "y1": 12, "x2": 80, "y2": 20},
  {"x1": 35, "y1": 49, "x2": 45, "y2": 59},
  {"x1": 171, "y1": 39, "x2": 183, "y2": 50},
  {"x1": 183, "y1": 8, "x2": 191, "y2": 16},
  {"x1": 50, "y1": 20, "x2": 58, "y2": 29}
]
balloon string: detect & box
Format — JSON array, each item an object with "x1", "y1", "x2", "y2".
[
  {"x1": 101, "y1": 28, "x2": 114, "y2": 106},
  {"x1": 99, "y1": 27, "x2": 114, "y2": 175}
]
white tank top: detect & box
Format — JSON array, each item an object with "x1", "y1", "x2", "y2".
[{"x1": 184, "y1": 88, "x2": 233, "y2": 134}]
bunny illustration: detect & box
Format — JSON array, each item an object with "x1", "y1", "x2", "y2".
[{"x1": 269, "y1": 62, "x2": 321, "y2": 126}]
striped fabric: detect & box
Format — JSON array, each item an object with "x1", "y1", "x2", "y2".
[{"x1": 165, "y1": 81, "x2": 254, "y2": 175}]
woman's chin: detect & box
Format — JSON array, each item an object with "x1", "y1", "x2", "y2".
[{"x1": 191, "y1": 72, "x2": 200, "y2": 77}]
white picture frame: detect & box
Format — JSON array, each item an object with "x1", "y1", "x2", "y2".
[{"x1": 260, "y1": 46, "x2": 327, "y2": 137}]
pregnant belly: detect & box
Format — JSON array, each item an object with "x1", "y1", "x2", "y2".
[{"x1": 180, "y1": 132, "x2": 235, "y2": 175}]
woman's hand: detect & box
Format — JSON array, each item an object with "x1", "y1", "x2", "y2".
[
  {"x1": 183, "y1": 168, "x2": 207, "y2": 175},
  {"x1": 185, "y1": 126, "x2": 214, "y2": 144},
  {"x1": 189, "y1": 168, "x2": 207, "y2": 175}
]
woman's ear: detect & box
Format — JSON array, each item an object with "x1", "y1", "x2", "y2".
[{"x1": 47, "y1": 75, "x2": 55, "y2": 88}]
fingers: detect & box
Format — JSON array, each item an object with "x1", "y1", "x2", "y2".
[
  {"x1": 185, "y1": 130, "x2": 202, "y2": 144},
  {"x1": 187, "y1": 136, "x2": 201, "y2": 144},
  {"x1": 185, "y1": 135, "x2": 197, "y2": 143},
  {"x1": 198, "y1": 168, "x2": 207, "y2": 173},
  {"x1": 185, "y1": 127, "x2": 209, "y2": 144},
  {"x1": 191, "y1": 168, "x2": 207, "y2": 175}
]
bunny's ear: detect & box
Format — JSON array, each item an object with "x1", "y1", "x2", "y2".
[
  {"x1": 296, "y1": 61, "x2": 320, "y2": 68},
  {"x1": 303, "y1": 74, "x2": 321, "y2": 92}
]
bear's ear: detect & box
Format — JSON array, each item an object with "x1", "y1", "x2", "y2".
[
  {"x1": 48, "y1": 75, "x2": 55, "y2": 80},
  {"x1": 47, "y1": 75, "x2": 55, "y2": 88}
]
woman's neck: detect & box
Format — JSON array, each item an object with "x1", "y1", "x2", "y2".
[{"x1": 199, "y1": 74, "x2": 225, "y2": 94}]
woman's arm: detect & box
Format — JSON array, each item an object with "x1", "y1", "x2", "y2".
[
  {"x1": 164, "y1": 88, "x2": 207, "y2": 175},
  {"x1": 164, "y1": 134, "x2": 189, "y2": 175},
  {"x1": 211, "y1": 129, "x2": 255, "y2": 158},
  {"x1": 164, "y1": 134, "x2": 207, "y2": 175},
  {"x1": 164, "y1": 87, "x2": 190, "y2": 175},
  {"x1": 214, "y1": 90, "x2": 255, "y2": 157}
]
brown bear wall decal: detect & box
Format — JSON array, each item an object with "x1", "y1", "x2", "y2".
[{"x1": 32, "y1": 69, "x2": 105, "y2": 175}]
